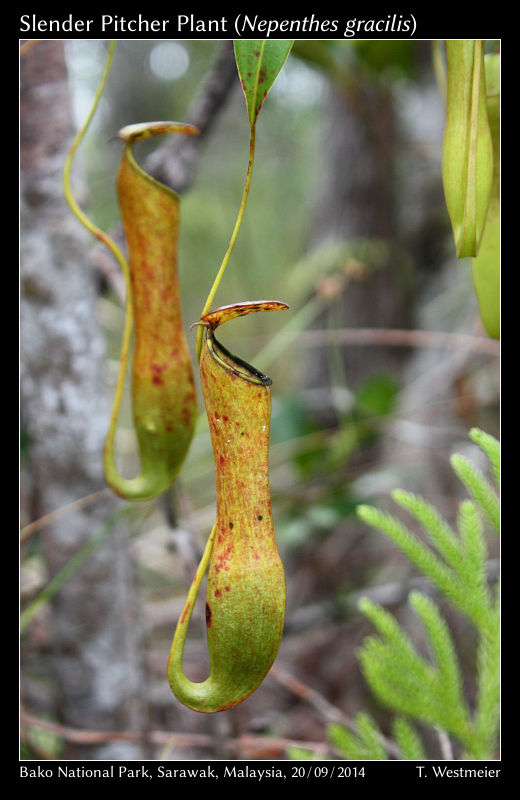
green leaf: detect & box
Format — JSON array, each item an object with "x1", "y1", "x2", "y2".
[
  {"x1": 286, "y1": 746, "x2": 326, "y2": 760},
  {"x1": 442, "y1": 41, "x2": 493, "y2": 258},
  {"x1": 450, "y1": 453, "x2": 500, "y2": 533},
  {"x1": 356, "y1": 505, "x2": 466, "y2": 613},
  {"x1": 409, "y1": 592, "x2": 467, "y2": 714},
  {"x1": 355, "y1": 374, "x2": 399, "y2": 417},
  {"x1": 457, "y1": 500, "x2": 488, "y2": 598},
  {"x1": 392, "y1": 489, "x2": 461, "y2": 571},
  {"x1": 470, "y1": 428, "x2": 500, "y2": 489},
  {"x1": 392, "y1": 717, "x2": 426, "y2": 760},
  {"x1": 328, "y1": 716, "x2": 388, "y2": 760},
  {"x1": 234, "y1": 40, "x2": 293, "y2": 128},
  {"x1": 471, "y1": 52, "x2": 500, "y2": 339}
]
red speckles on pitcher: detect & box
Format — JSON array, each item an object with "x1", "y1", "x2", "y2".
[
  {"x1": 103, "y1": 122, "x2": 200, "y2": 501},
  {"x1": 168, "y1": 301, "x2": 288, "y2": 713}
]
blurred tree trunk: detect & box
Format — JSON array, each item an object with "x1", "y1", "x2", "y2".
[
  {"x1": 20, "y1": 40, "x2": 147, "y2": 759},
  {"x1": 305, "y1": 69, "x2": 413, "y2": 413}
]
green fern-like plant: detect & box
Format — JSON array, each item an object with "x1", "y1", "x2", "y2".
[
  {"x1": 328, "y1": 712, "x2": 389, "y2": 760},
  {"x1": 289, "y1": 429, "x2": 499, "y2": 761},
  {"x1": 346, "y1": 427, "x2": 499, "y2": 760}
]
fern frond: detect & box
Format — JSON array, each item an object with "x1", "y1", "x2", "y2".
[
  {"x1": 361, "y1": 637, "x2": 438, "y2": 703},
  {"x1": 358, "y1": 623, "x2": 442, "y2": 729},
  {"x1": 458, "y1": 500, "x2": 486, "y2": 578},
  {"x1": 286, "y1": 745, "x2": 327, "y2": 760},
  {"x1": 456, "y1": 500, "x2": 491, "y2": 625},
  {"x1": 351, "y1": 429, "x2": 500, "y2": 760},
  {"x1": 358, "y1": 601, "x2": 439, "y2": 693},
  {"x1": 473, "y1": 592, "x2": 500, "y2": 758},
  {"x1": 358, "y1": 597, "x2": 423, "y2": 664},
  {"x1": 470, "y1": 428, "x2": 500, "y2": 489},
  {"x1": 356, "y1": 505, "x2": 451, "y2": 587},
  {"x1": 392, "y1": 489, "x2": 461, "y2": 570},
  {"x1": 355, "y1": 713, "x2": 389, "y2": 760},
  {"x1": 358, "y1": 643, "x2": 437, "y2": 728},
  {"x1": 408, "y1": 592, "x2": 470, "y2": 727},
  {"x1": 450, "y1": 453, "x2": 500, "y2": 534},
  {"x1": 392, "y1": 717, "x2": 426, "y2": 760},
  {"x1": 359, "y1": 599, "x2": 475, "y2": 748},
  {"x1": 356, "y1": 504, "x2": 476, "y2": 623},
  {"x1": 327, "y1": 722, "x2": 358, "y2": 758},
  {"x1": 328, "y1": 714, "x2": 388, "y2": 760}
]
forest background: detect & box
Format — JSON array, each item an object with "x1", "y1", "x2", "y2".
[{"x1": 20, "y1": 39, "x2": 500, "y2": 760}]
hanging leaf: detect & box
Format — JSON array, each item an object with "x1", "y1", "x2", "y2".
[
  {"x1": 442, "y1": 41, "x2": 493, "y2": 258},
  {"x1": 471, "y1": 52, "x2": 500, "y2": 339},
  {"x1": 234, "y1": 40, "x2": 293, "y2": 128}
]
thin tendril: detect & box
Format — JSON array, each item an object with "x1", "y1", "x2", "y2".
[
  {"x1": 62, "y1": 40, "x2": 133, "y2": 480},
  {"x1": 195, "y1": 126, "x2": 257, "y2": 361},
  {"x1": 167, "y1": 523, "x2": 217, "y2": 677}
]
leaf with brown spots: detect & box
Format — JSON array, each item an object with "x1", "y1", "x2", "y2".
[{"x1": 234, "y1": 40, "x2": 293, "y2": 128}]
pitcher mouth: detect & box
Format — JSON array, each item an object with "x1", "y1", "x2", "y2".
[
  {"x1": 206, "y1": 330, "x2": 272, "y2": 386},
  {"x1": 195, "y1": 300, "x2": 289, "y2": 386}
]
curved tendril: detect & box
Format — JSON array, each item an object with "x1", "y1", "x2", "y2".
[
  {"x1": 61, "y1": 41, "x2": 135, "y2": 497},
  {"x1": 167, "y1": 522, "x2": 217, "y2": 683},
  {"x1": 63, "y1": 41, "x2": 126, "y2": 274}
]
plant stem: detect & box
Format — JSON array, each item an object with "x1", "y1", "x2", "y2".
[{"x1": 196, "y1": 125, "x2": 257, "y2": 361}]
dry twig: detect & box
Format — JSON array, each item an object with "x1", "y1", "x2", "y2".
[
  {"x1": 20, "y1": 710, "x2": 329, "y2": 760},
  {"x1": 269, "y1": 664, "x2": 401, "y2": 759}
]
